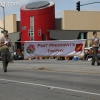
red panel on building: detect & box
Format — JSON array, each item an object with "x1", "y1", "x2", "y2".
[{"x1": 20, "y1": 1, "x2": 55, "y2": 43}]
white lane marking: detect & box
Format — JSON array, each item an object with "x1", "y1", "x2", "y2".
[{"x1": 0, "y1": 78, "x2": 100, "y2": 96}]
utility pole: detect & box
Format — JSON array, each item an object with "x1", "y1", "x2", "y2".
[{"x1": 0, "y1": 6, "x2": 5, "y2": 31}]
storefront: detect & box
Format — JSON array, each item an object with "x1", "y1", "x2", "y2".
[
  {"x1": 48, "y1": 10, "x2": 100, "y2": 47},
  {"x1": 62, "y1": 10, "x2": 100, "y2": 46}
]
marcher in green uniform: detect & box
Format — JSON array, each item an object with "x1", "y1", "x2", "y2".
[
  {"x1": 0, "y1": 31, "x2": 11, "y2": 72},
  {"x1": 91, "y1": 31, "x2": 100, "y2": 66}
]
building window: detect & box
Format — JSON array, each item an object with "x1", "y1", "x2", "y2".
[
  {"x1": 30, "y1": 16, "x2": 34, "y2": 29},
  {"x1": 31, "y1": 30, "x2": 33, "y2": 32},
  {"x1": 30, "y1": 32, "x2": 33, "y2": 36},
  {"x1": 77, "y1": 32, "x2": 88, "y2": 47},
  {"x1": 38, "y1": 28, "x2": 41, "y2": 36},
  {"x1": 30, "y1": 17, "x2": 33, "y2": 29},
  {"x1": 30, "y1": 36, "x2": 34, "y2": 41},
  {"x1": 78, "y1": 32, "x2": 87, "y2": 39},
  {"x1": 30, "y1": 16, "x2": 34, "y2": 38},
  {"x1": 29, "y1": 17, "x2": 34, "y2": 40},
  {"x1": 28, "y1": 29, "x2": 34, "y2": 36}
]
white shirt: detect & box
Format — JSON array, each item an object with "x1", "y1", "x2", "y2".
[{"x1": 14, "y1": 52, "x2": 16, "y2": 55}]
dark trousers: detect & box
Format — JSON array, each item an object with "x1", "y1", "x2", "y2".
[
  {"x1": 1, "y1": 49, "x2": 10, "y2": 71},
  {"x1": 92, "y1": 47, "x2": 99, "y2": 64},
  {"x1": 84, "y1": 53, "x2": 88, "y2": 60}
]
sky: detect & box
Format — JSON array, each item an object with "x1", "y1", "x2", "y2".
[{"x1": 0, "y1": 0, "x2": 100, "y2": 21}]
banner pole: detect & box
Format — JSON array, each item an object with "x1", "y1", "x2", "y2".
[{"x1": 83, "y1": 40, "x2": 86, "y2": 60}]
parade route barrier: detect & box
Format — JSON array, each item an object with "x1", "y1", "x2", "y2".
[{"x1": 24, "y1": 40, "x2": 86, "y2": 59}]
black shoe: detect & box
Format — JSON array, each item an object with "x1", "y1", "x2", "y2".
[{"x1": 4, "y1": 69, "x2": 7, "y2": 72}]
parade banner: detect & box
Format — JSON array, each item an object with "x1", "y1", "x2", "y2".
[{"x1": 24, "y1": 40, "x2": 86, "y2": 58}]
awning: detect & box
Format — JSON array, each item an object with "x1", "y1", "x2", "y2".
[
  {"x1": 8, "y1": 32, "x2": 20, "y2": 42},
  {"x1": 48, "y1": 30, "x2": 100, "y2": 40},
  {"x1": 49, "y1": 30, "x2": 80, "y2": 40}
]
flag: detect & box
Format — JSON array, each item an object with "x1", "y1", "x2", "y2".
[{"x1": 75, "y1": 44, "x2": 83, "y2": 52}]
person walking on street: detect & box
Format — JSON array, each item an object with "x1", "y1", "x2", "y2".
[
  {"x1": 91, "y1": 31, "x2": 100, "y2": 66},
  {"x1": 0, "y1": 31, "x2": 11, "y2": 72}
]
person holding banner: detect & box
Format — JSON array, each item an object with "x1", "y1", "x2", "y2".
[
  {"x1": 0, "y1": 31, "x2": 11, "y2": 72},
  {"x1": 91, "y1": 31, "x2": 100, "y2": 66}
]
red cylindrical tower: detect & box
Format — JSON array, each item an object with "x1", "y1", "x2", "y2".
[{"x1": 20, "y1": 1, "x2": 55, "y2": 43}]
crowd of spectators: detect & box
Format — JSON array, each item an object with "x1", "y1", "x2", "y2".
[
  {"x1": 84, "y1": 47, "x2": 100, "y2": 61},
  {"x1": 13, "y1": 48, "x2": 24, "y2": 60},
  {"x1": 1, "y1": 46, "x2": 100, "y2": 61},
  {"x1": 84, "y1": 48, "x2": 93, "y2": 60}
]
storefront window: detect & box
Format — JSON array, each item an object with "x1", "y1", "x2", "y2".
[
  {"x1": 30, "y1": 36, "x2": 34, "y2": 41},
  {"x1": 30, "y1": 17, "x2": 34, "y2": 29},
  {"x1": 78, "y1": 32, "x2": 87, "y2": 39},
  {"x1": 30, "y1": 16, "x2": 34, "y2": 37},
  {"x1": 78, "y1": 32, "x2": 87, "y2": 47}
]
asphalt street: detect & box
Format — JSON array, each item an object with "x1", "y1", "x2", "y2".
[{"x1": 0, "y1": 60, "x2": 100, "y2": 100}]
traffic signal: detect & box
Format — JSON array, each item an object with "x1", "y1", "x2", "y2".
[
  {"x1": 76, "y1": 1, "x2": 80, "y2": 11},
  {"x1": 42, "y1": 34, "x2": 45, "y2": 40}
]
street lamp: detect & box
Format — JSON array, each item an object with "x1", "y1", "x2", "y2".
[{"x1": 0, "y1": 6, "x2": 5, "y2": 31}]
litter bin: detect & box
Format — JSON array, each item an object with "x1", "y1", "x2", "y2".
[{"x1": 74, "y1": 56, "x2": 78, "y2": 61}]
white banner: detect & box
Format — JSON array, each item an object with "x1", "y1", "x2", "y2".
[{"x1": 24, "y1": 40, "x2": 86, "y2": 58}]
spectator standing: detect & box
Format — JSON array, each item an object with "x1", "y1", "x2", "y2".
[{"x1": 91, "y1": 31, "x2": 100, "y2": 66}]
